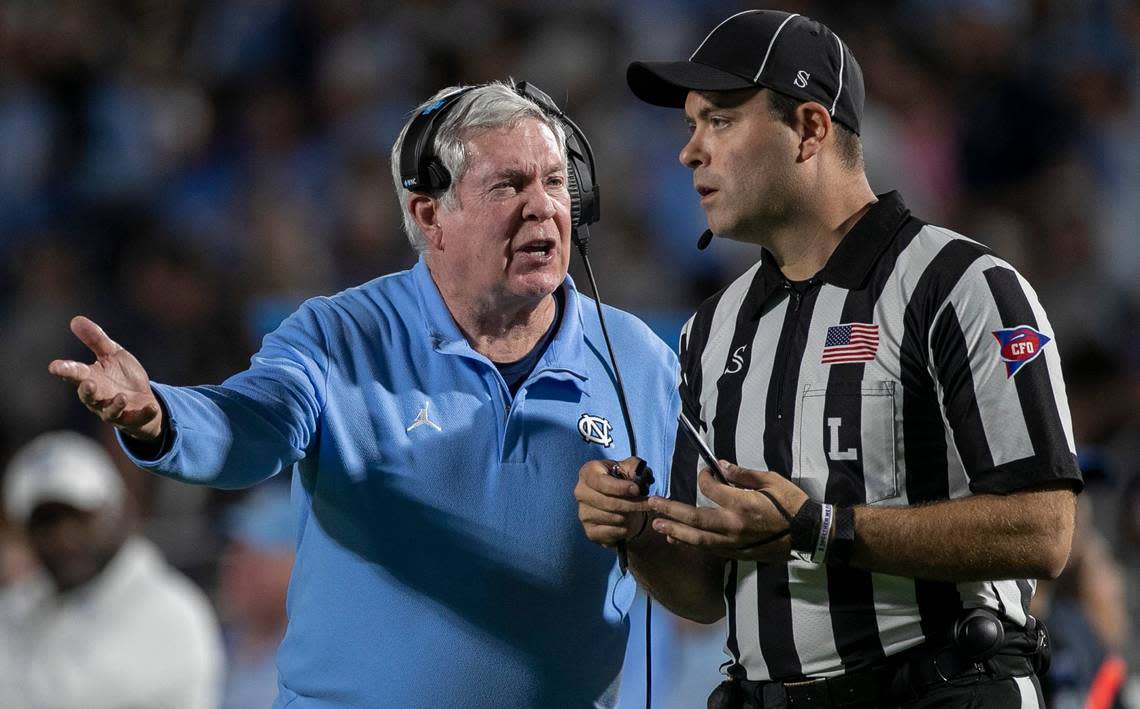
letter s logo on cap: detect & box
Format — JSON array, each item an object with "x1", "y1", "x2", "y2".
[{"x1": 794, "y1": 70, "x2": 810, "y2": 88}]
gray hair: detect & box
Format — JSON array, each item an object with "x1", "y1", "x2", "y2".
[{"x1": 390, "y1": 81, "x2": 568, "y2": 252}]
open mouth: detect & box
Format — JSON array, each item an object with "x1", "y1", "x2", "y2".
[{"x1": 518, "y1": 240, "x2": 554, "y2": 258}]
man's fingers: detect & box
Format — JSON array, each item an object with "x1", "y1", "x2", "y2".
[
  {"x1": 696, "y1": 467, "x2": 742, "y2": 508},
  {"x1": 579, "y1": 506, "x2": 633, "y2": 529},
  {"x1": 698, "y1": 469, "x2": 766, "y2": 510},
  {"x1": 586, "y1": 524, "x2": 635, "y2": 547},
  {"x1": 70, "y1": 315, "x2": 122, "y2": 359},
  {"x1": 74, "y1": 380, "x2": 125, "y2": 416},
  {"x1": 578, "y1": 503, "x2": 643, "y2": 545},
  {"x1": 700, "y1": 464, "x2": 787, "y2": 509},
  {"x1": 648, "y1": 496, "x2": 737, "y2": 535},
  {"x1": 651, "y1": 518, "x2": 735, "y2": 548},
  {"x1": 579, "y1": 461, "x2": 643, "y2": 498},
  {"x1": 104, "y1": 394, "x2": 127, "y2": 421},
  {"x1": 721, "y1": 462, "x2": 780, "y2": 490},
  {"x1": 77, "y1": 379, "x2": 100, "y2": 406},
  {"x1": 48, "y1": 359, "x2": 91, "y2": 384},
  {"x1": 575, "y1": 482, "x2": 652, "y2": 515}
]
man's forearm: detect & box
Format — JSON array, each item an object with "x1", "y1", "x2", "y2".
[
  {"x1": 629, "y1": 528, "x2": 726, "y2": 624},
  {"x1": 850, "y1": 484, "x2": 1076, "y2": 581}
]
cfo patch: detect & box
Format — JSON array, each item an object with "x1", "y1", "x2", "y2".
[
  {"x1": 992, "y1": 325, "x2": 1051, "y2": 377},
  {"x1": 578, "y1": 413, "x2": 614, "y2": 447}
]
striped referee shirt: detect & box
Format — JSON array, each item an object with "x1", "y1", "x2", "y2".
[{"x1": 669, "y1": 192, "x2": 1083, "y2": 681}]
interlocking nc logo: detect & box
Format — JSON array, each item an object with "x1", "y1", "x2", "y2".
[
  {"x1": 578, "y1": 413, "x2": 614, "y2": 447},
  {"x1": 794, "y1": 70, "x2": 810, "y2": 88}
]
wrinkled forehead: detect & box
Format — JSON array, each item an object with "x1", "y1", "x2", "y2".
[{"x1": 460, "y1": 119, "x2": 567, "y2": 177}]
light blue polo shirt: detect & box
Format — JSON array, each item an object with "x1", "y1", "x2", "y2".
[{"x1": 121, "y1": 257, "x2": 680, "y2": 708}]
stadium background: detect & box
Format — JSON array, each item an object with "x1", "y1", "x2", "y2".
[{"x1": 1, "y1": 0, "x2": 1138, "y2": 706}]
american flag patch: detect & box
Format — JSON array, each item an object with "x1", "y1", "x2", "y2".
[{"x1": 821, "y1": 323, "x2": 879, "y2": 364}]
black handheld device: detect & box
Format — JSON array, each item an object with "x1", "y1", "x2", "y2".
[{"x1": 677, "y1": 410, "x2": 728, "y2": 484}]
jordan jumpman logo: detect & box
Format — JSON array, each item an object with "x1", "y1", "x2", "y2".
[{"x1": 406, "y1": 401, "x2": 442, "y2": 432}]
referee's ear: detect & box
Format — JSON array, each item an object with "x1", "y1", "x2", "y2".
[{"x1": 793, "y1": 101, "x2": 832, "y2": 164}]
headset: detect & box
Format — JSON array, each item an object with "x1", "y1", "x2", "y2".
[{"x1": 398, "y1": 81, "x2": 653, "y2": 709}]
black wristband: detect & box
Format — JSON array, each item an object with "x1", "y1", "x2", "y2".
[
  {"x1": 827, "y1": 506, "x2": 856, "y2": 567},
  {"x1": 789, "y1": 499, "x2": 822, "y2": 558}
]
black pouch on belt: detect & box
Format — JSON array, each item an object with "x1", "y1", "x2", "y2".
[
  {"x1": 707, "y1": 679, "x2": 745, "y2": 709},
  {"x1": 954, "y1": 607, "x2": 1053, "y2": 676}
]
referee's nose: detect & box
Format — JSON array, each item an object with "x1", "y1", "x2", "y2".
[
  {"x1": 679, "y1": 131, "x2": 708, "y2": 170},
  {"x1": 679, "y1": 93, "x2": 710, "y2": 170}
]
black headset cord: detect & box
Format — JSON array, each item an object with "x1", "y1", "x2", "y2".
[{"x1": 573, "y1": 224, "x2": 652, "y2": 709}]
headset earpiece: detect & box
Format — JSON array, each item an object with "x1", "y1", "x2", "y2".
[
  {"x1": 566, "y1": 163, "x2": 583, "y2": 231},
  {"x1": 564, "y1": 140, "x2": 599, "y2": 230},
  {"x1": 398, "y1": 87, "x2": 476, "y2": 194}
]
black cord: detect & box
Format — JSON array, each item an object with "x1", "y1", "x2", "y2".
[
  {"x1": 574, "y1": 229, "x2": 637, "y2": 457},
  {"x1": 573, "y1": 225, "x2": 651, "y2": 709},
  {"x1": 645, "y1": 598, "x2": 652, "y2": 709}
]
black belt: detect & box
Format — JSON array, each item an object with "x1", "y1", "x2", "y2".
[{"x1": 728, "y1": 647, "x2": 1035, "y2": 709}]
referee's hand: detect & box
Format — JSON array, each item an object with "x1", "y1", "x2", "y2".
[
  {"x1": 575, "y1": 457, "x2": 652, "y2": 547},
  {"x1": 646, "y1": 462, "x2": 809, "y2": 563},
  {"x1": 48, "y1": 316, "x2": 164, "y2": 441}
]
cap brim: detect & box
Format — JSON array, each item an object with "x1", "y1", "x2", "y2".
[{"x1": 627, "y1": 60, "x2": 757, "y2": 107}]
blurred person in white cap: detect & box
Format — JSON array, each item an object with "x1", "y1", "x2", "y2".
[
  {"x1": 216, "y1": 484, "x2": 294, "y2": 709},
  {"x1": 0, "y1": 430, "x2": 224, "y2": 709}
]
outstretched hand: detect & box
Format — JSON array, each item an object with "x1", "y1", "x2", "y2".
[
  {"x1": 48, "y1": 316, "x2": 163, "y2": 441},
  {"x1": 647, "y1": 462, "x2": 809, "y2": 563}
]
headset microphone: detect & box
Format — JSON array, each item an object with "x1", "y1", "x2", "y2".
[{"x1": 697, "y1": 229, "x2": 714, "y2": 250}]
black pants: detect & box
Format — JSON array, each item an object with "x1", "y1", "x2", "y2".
[
  {"x1": 732, "y1": 673, "x2": 1045, "y2": 709},
  {"x1": 904, "y1": 674, "x2": 1043, "y2": 708}
]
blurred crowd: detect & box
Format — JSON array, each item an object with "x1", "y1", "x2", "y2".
[{"x1": 1, "y1": 0, "x2": 1139, "y2": 707}]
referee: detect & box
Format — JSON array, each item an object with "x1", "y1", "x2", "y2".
[{"x1": 574, "y1": 9, "x2": 1081, "y2": 709}]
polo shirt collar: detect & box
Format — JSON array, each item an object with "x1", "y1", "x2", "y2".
[
  {"x1": 411, "y1": 257, "x2": 590, "y2": 391},
  {"x1": 818, "y1": 191, "x2": 909, "y2": 289}
]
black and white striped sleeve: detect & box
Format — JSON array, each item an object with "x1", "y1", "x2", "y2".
[{"x1": 928, "y1": 255, "x2": 1082, "y2": 494}]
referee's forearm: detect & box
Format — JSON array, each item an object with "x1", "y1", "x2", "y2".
[
  {"x1": 629, "y1": 530, "x2": 726, "y2": 624},
  {"x1": 849, "y1": 483, "x2": 1076, "y2": 581}
]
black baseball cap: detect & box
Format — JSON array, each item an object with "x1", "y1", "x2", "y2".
[{"x1": 627, "y1": 10, "x2": 865, "y2": 134}]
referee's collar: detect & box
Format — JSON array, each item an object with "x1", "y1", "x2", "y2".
[{"x1": 757, "y1": 191, "x2": 909, "y2": 299}]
